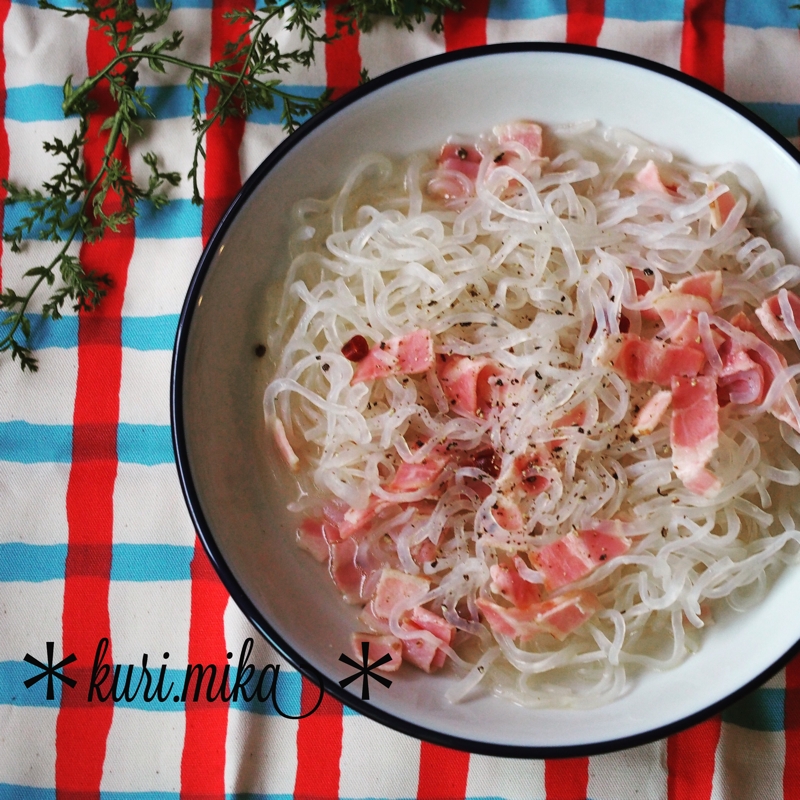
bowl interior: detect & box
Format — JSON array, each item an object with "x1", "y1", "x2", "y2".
[{"x1": 175, "y1": 46, "x2": 800, "y2": 753}]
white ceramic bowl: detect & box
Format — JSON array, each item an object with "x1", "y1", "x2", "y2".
[{"x1": 172, "y1": 44, "x2": 800, "y2": 756}]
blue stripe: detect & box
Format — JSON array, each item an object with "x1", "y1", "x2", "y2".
[
  {"x1": 6, "y1": 85, "x2": 71, "y2": 122},
  {"x1": 726, "y1": 0, "x2": 799, "y2": 29},
  {"x1": 743, "y1": 102, "x2": 800, "y2": 140},
  {"x1": 117, "y1": 423, "x2": 174, "y2": 466},
  {"x1": 121, "y1": 315, "x2": 179, "y2": 351},
  {"x1": 6, "y1": 82, "x2": 323, "y2": 124},
  {"x1": 604, "y1": 0, "x2": 683, "y2": 22},
  {"x1": 0, "y1": 787, "x2": 56, "y2": 800},
  {"x1": 110, "y1": 544, "x2": 194, "y2": 582},
  {"x1": 0, "y1": 543, "x2": 193, "y2": 583},
  {"x1": 0, "y1": 314, "x2": 178, "y2": 351},
  {"x1": 4, "y1": 198, "x2": 200, "y2": 240},
  {"x1": 721, "y1": 687, "x2": 784, "y2": 732},
  {"x1": 487, "y1": 0, "x2": 565, "y2": 19},
  {"x1": 0, "y1": 544, "x2": 67, "y2": 582},
  {"x1": 0, "y1": 421, "x2": 72, "y2": 463},
  {"x1": 0, "y1": 422, "x2": 173, "y2": 465},
  {"x1": 248, "y1": 85, "x2": 325, "y2": 126},
  {"x1": 6, "y1": 85, "x2": 205, "y2": 123},
  {"x1": 0, "y1": 660, "x2": 65, "y2": 705},
  {"x1": 133, "y1": 197, "x2": 201, "y2": 239}
]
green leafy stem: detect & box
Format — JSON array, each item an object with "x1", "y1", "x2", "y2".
[{"x1": 0, "y1": 0, "x2": 462, "y2": 371}]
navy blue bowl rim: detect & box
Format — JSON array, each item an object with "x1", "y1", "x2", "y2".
[{"x1": 171, "y1": 41, "x2": 800, "y2": 758}]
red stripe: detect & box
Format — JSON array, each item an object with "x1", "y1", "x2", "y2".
[
  {"x1": 0, "y1": 0, "x2": 10, "y2": 291},
  {"x1": 325, "y1": 6, "x2": 361, "y2": 101},
  {"x1": 443, "y1": 0, "x2": 489, "y2": 50},
  {"x1": 545, "y1": 757, "x2": 589, "y2": 800},
  {"x1": 54, "y1": 15, "x2": 134, "y2": 798},
  {"x1": 566, "y1": 0, "x2": 605, "y2": 46},
  {"x1": 680, "y1": 0, "x2": 726, "y2": 91},
  {"x1": 293, "y1": 682, "x2": 343, "y2": 799},
  {"x1": 667, "y1": 715, "x2": 721, "y2": 800},
  {"x1": 416, "y1": 742, "x2": 470, "y2": 800},
  {"x1": 180, "y1": 0, "x2": 251, "y2": 793},
  {"x1": 784, "y1": 655, "x2": 800, "y2": 798}
]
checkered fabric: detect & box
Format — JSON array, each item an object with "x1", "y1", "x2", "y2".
[{"x1": 2, "y1": 0, "x2": 800, "y2": 797}]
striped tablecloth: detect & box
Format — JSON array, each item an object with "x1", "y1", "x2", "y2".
[{"x1": 2, "y1": 0, "x2": 800, "y2": 797}]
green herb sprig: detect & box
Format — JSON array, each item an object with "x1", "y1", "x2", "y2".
[{"x1": 0, "y1": 0, "x2": 462, "y2": 371}]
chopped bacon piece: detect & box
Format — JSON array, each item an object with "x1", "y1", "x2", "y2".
[
  {"x1": 632, "y1": 390, "x2": 672, "y2": 435},
  {"x1": 490, "y1": 561, "x2": 542, "y2": 609},
  {"x1": 548, "y1": 403, "x2": 587, "y2": 450},
  {"x1": 408, "y1": 606, "x2": 456, "y2": 646},
  {"x1": 531, "y1": 526, "x2": 631, "y2": 591},
  {"x1": 297, "y1": 519, "x2": 332, "y2": 563},
  {"x1": 514, "y1": 452, "x2": 551, "y2": 496},
  {"x1": 672, "y1": 271, "x2": 723, "y2": 304},
  {"x1": 351, "y1": 633, "x2": 403, "y2": 672},
  {"x1": 717, "y1": 343, "x2": 765, "y2": 406},
  {"x1": 329, "y1": 538, "x2": 365, "y2": 603},
  {"x1": 731, "y1": 311, "x2": 756, "y2": 333},
  {"x1": 708, "y1": 182, "x2": 737, "y2": 229},
  {"x1": 428, "y1": 143, "x2": 483, "y2": 201},
  {"x1": 718, "y1": 323, "x2": 800, "y2": 432},
  {"x1": 436, "y1": 354, "x2": 509, "y2": 419},
  {"x1": 493, "y1": 121, "x2": 543, "y2": 157},
  {"x1": 654, "y1": 292, "x2": 713, "y2": 344},
  {"x1": 670, "y1": 376, "x2": 721, "y2": 496},
  {"x1": 351, "y1": 329, "x2": 434, "y2": 385},
  {"x1": 272, "y1": 417, "x2": 299, "y2": 472},
  {"x1": 629, "y1": 268, "x2": 661, "y2": 322},
  {"x1": 371, "y1": 568, "x2": 430, "y2": 619},
  {"x1": 476, "y1": 591, "x2": 600, "y2": 642},
  {"x1": 755, "y1": 291, "x2": 800, "y2": 342},
  {"x1": 339, "y1": 498, "x2": 384, "y2": 540},
  {"x1": 491, "y1": 495, "x2": 525, "y2": 532},
  {"x1": 635, "y1": 160, "x2": 671, "y2": 194},
  {"x1": 597, "y1": 334, "x2": 705, "y2": 386},
  {"x1": 385, "y1": 449, "x2": 451, "y2": 495}
]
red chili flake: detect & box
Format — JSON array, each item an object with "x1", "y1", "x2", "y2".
[
  {"x1": 619, "y1": 314, "x2": 631, "y2": 334},
  {"x1": 341, "y1": 335, "x2": 370, "y2": 362},
  {"x1": 471, "y1": 447, "x2": 502, "y2": 478}
]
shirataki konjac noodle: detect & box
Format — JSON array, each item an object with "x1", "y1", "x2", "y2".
[{"x1": 263, "y1": 120, "x2": 800, "y2": 707}]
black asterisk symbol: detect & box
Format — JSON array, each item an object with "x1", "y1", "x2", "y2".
[
  {"x1": 338, "y1": 641, "x2": 393, "y2": 700},
  {"x1": 23, "y1": 642, "x2": 77, "y2": 700}
]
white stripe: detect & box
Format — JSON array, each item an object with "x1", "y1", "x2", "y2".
[
  {"x1": 339, "y1": 714, "x2": 420, "y2": 798},
  {"x1": 710, "y1": 725, "x2": 785, "y2": 800},
  {"x1": 0, "y1": 706, "x2": 58, "y2": 788},
  {"x1": 588, "y1": 741, "x2": 668, "y2": 800},
  {"x1": 223, "y1": 602, "x2": 300, "y2": 795},
  {"x1": 4, "y1": 4, "x2": 87, "y2": 88},
  {"x1": 0, "y1": 580, "x2": 64, "y2": 662},
  {"x1": 124, "y1": 237, "x2": 203, "y2": 317},
  {"x1": 113, "y1": 464, "x2": 196, "y2": 547},
  {"x1": 358, "y1": 17, "x2": 443, "y2": 80},
  {"x1": 0, "y1": 463, "x2": 70, "y2": 544},
  {"x1": 119, "y1": 349, "x2": 172, "y2": 426},
  {"x1": 101, "y1": 707, "x2": 185, "y2": 792},
  {"x1": 466, "y1": 752, "x2": 545, "y2": 799},
  {"x1": 0, "y1": 345, "x2": 78, "y2": 425},
  {"x1": 108, "y1": 580, "x2": 193, "y2": 666},
  {"x1": 240, "y1": 121, "x2": 287, "y2": 185},
  {"x1": 597, "y1": 20, "x2": 683, "y2": 72},
  {"x1": 486, "y1": 16, "x2": 567, "y2": 45},
  {"x1": 724, "y1": 25, "x2": 800, "y2": 103}
]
